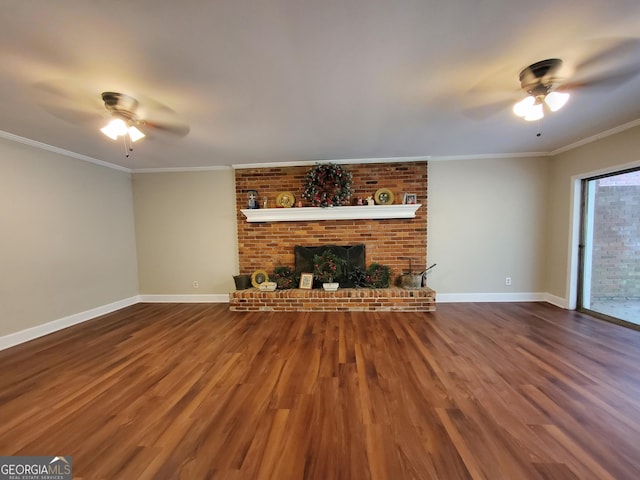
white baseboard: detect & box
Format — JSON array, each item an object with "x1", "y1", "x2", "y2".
[
  {"x1": 138, "y1": 294, "x2": 230, "y2": 303},
  {"x1": 543, "y1": 293, "x2": 570, "y2": 309},
  {"x1": 0, "y1": 294, "x2": 230, "y2": 352},
  {"x1": 436, "y1": 291, "x2": 571, "y2": 309},
  {"x1": 0, "y1": 291, "x2": 570, "y2": 352},
  {"x1": 436, "y1": 292, "x2": 548, "y2": 303},
  {"x1": 0, "y1": 296, "x2": 140, "y2": 352}
]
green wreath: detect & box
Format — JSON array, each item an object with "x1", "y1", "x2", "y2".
[{"x1": 302, "y1": 163, "x2": 352, "y2": 207}]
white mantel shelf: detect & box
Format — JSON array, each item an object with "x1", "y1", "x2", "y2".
[{"x1": 241, "y1": 204, "x2": 422, "y2": 222}]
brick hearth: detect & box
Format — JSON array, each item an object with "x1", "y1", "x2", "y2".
[{"x1": 230, "y1": 287, "x2": 436, "y2": 312}]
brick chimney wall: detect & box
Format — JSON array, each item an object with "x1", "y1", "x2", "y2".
[{"x1": 235, "y1": 161, "x2": 428, "y2": 281}]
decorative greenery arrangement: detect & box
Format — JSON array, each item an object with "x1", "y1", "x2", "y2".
[
  {"x1": 302, "y1": 163, "x2": 353, "y2": 207},
  {"x1": 313, "y1": 250, "x2": 348, "y2": 283},
  {"x1": 366, "y1": 263, "x2": 391, "y2": 288},
  {"x1": 348, "y1": 266, "x2": 368, "y2": 288},
  {"x1": 273, "y1": 266, "x2": 297, "y2": 289},
  {"x1": 270, "y1": 256, "x2": 391, "y2": 290}
]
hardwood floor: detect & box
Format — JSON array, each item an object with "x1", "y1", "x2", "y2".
[{"x1": 1, "y1": 302, "x2": 640, "y2": 479}]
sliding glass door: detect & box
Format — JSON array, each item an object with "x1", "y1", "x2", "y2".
[{"x1": 578, "y1": 168, "x2": 640, "y2": 326}]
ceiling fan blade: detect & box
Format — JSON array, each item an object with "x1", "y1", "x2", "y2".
[
  {"x1": 132, "y1": 95, "x2": 190, "y2": 137},
  {"x1": 143, "y1": 120, "x2": 190, "y2": 137},
  {"x1": 575, "y1": 38, "x2": 640, "y2": 74},
  {"x1": 564, "y1": 37, "x2": 640, "y2": 90},
  {"x1": 136, "y1": 94, "x2": 181, "y2": 117},
  {"x1": 39, "y1": 105, "x2": 104, "y2": 125},
  {"x1": 32, "y1": 80, "x2": 105, "y2": 125},
  {"x1": 560, "y1": 68, "x2": 639, "y2": 93},
  {"x1": 457, "y1": 62, "x2": 524, "y2": 119}
]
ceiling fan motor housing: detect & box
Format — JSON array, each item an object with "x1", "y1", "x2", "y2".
[
  {"x1": 519, "y1": 58, "x2": 563, "y2": 96},
  {"x1": 102, "y1": 92, "x2": 139, "y2": 122}
]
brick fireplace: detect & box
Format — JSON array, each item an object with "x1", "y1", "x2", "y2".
[{"x1": 231, "y1": 161, "x2": 434, "y2": 311}]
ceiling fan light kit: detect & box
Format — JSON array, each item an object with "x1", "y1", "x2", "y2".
[
  {"x1": 544, "y1": 91, "x2": 570, "y2": 111},
  {"x1": 513, "y1": 91, "x2": 569, "y2": 121},
  {"x1": 100, "y1": 118, "x2": 145, "y2": 142},
  {"x1": 100, "y1": 92, "x2": 146, "y2": 143},
  {"x1": 513, "y1": 58, "x2": 570, "y2": 121}
]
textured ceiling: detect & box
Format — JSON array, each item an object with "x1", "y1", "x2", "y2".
[{"x1": 1, "y1": 0, "x2": 639, "y2": 170}]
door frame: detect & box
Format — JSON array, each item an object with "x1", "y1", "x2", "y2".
[
  {"x1": 571, "y1": 164, "x2": 640, "y2": 325},
  {"x1": 567, "y1": 160, "x2": 640, "y2": 311}
]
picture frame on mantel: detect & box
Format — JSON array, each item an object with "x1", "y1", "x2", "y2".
[
  {"x1": 403, "y1": 193, "x2": 417, "y2": 205},
  {"x1": 299, "y1": 273, "x2": 314, "y2": 290}
]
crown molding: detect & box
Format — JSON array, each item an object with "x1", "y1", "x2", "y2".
[
  {"x1": 132, "y1": 165, "x2": 232, "y2": 173},
  {"x1": 428, "y1": 151, "x2": 551, "y2": 162},
  {"x1": 0, "y1": 130, "x2": 130, "y2": 173},
  {"x1": 231, "y1": 155, "x2": 431, "y2": 169},
  {"x1": 551, "y1": 118, "x2": 640, "y2": 156},
  {"x1": 4, "y1": 116, "x2": 639, "y2": 172}
]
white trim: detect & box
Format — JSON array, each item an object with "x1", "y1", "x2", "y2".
[
  {"x1": 241, "y1": 204, "x2": 421, "y2": 222},
  {"x1": 0, "y1": 296, "x2": 139, "y2": 351},
  {"x1": 544, "y1": 293, "x2": 569, "y2": 309},
  {"x1": 566, "y1": 160, "x2": 640, "y2": 311},
  {"x1": 0, "y1": 294, "x2": 231, "y2": 350},
  {"x1": 0, "y1": 130, "x2": 130, "y2": 173},
  {"x1": 232, "y1": 156, "x2": 431, "y2": 170},
  {"x1": 0, "y1": 291, "x2": 575, "y2": 352},
  {"x1": 4, "y1": 117, "x2": 639, "y2": 172},
  {"x1": 551, "y1": 118, "x2": 640, "y2": 156},
  {"x1": 571, "y1": 159, "x2": 640, "y2": 180},
  {"x1": 132, "y1": 165, "x2": 232, "y2": 173},
  {"x1": 436, "y1": 292, "x2": 547, "y2": 303},
  {"x1": 138, "y1": 294, "x2": 230, "y2": 303},
  {"x1": 428, "y1": 151, "x2": 551, "y2": 161},
  {"x1": 566, "y1": 177, "x2": 582, "y2": 310},
  {"x1": 582, "y1": 181, "x2": 596, "y2": 309},
  {"x1": 436, "y1": 292, "x2": 570, "y2": 308}
]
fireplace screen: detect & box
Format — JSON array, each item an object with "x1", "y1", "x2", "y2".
[{"x1": 294, "y1": 244, "x2": 365, "y2": 288}]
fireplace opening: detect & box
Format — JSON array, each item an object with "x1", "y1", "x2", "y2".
[{"x1": 295, "y1": 244, "x2": 365, "y2": 288}]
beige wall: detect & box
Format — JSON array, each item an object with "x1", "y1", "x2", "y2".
[
  {"x1": 132, "y1": 169, "x2": 238, "y2": 294},
  {"x1": 427, "y1": 156, "x2": 549, "y2": 295},
  {"x1": 2, "y1": 122, "x2": 637, "y2": 341},
  {"x1": 0, "y1": 138, "x2": 139, "y2": 337},
  {"x1": 546, "y1": 125, "x2": 640, "y2": 302}
]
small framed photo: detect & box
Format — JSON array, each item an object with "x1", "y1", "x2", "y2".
[
  {"x1": 299, "y1": 273, "x2": 314, "y2": 290},
  {"x1": 403, "y1": 193, "x2": 417, "y2": 205}
]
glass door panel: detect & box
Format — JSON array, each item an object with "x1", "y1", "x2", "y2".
[{"x1": 579, "y1": 169, "x2": 640, "y2": 325}]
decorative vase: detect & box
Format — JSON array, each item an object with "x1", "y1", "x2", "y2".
[
  {"x1": 323, "y1": 282, "x2": 339, "y2": 291},
  {"x1": 400, "y1": 273, "x2": 423, "y2": 290},
  {"x1": 233, "y1": 275, "x2": 251, "y2": 290}
]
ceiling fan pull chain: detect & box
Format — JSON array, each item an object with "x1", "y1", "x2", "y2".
[
  {"x1": 536, "y1": 119, "x2": 542, "y2": 137},
  {"x1": 124, "y1": 135, "x2": 130, "y2": 158}
]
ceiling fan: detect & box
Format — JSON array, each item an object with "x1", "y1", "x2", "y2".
[
  {"x1": 100, "y1": 92, "x2": 147, "y2": 143},
  {"x1": 463, "y1": 38, "x2": 640, "y2": 122},
  {"x1": 99, "y1": 91, "x2": 190, "y2": 157},
  {"x1": 512, "y1": 58, "x2": 570, "y2": 121},
  {"x1": 34, "y1": 82, "x2": 190, "y2": 156}
]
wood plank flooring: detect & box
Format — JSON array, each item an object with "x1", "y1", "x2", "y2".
[{"x1": 1, "y1": 302, "x2": 640, "y2": 479}]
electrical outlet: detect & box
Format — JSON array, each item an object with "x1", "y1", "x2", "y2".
[
  {"x1": 193, "y1": 281, "x2": 199, "y2": 289},
  {"x1": 505, "y1": 277, "x2": 512, "y2": 286}
]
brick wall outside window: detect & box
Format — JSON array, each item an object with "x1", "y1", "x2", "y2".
[
  {"x1": 235, "y1": 162, "x2": 428, "y2": 282},
  {"x1": 591, "y1": 179, "x2": 640, "y2": 300}
]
